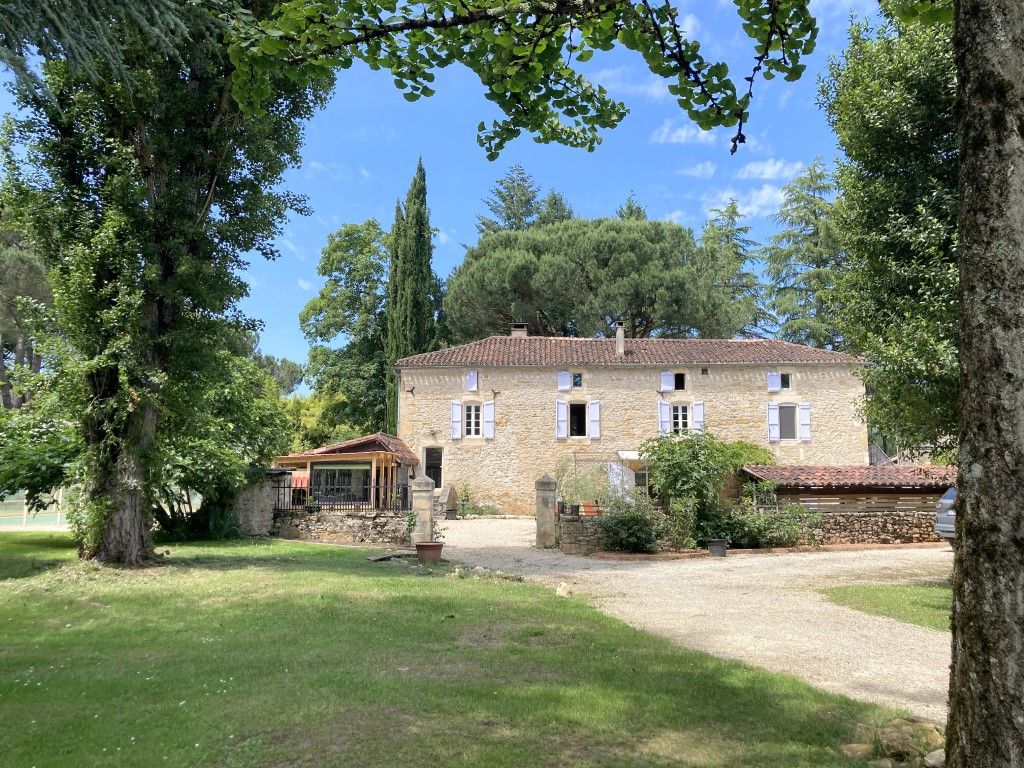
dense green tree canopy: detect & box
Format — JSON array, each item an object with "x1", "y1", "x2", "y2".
[
  {"x1": 762, "y1": 159, "x2": 842, "y2": 349},
  {"x1": 444, "y1": 214, "x2": 758, "y2": 341},
  {"x1": 477, "y1": 165, "x2": 574, "y2": 234},
  {"x1": 821, "y1": 10, "x2": 957, "y2": 451}
]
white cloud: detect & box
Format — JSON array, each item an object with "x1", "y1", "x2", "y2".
[
  {"x1": 664, "y1": 209, "x2": 694, "y2": 225},
  {"x1": 592, "y1": 67, "x2": 670, "y2": 101},
  {"x1": 297, "y1": 278, "x2": 314, "y2": 291},
  {"x1": 649, "y1": 119, "x2": 716, "y2": 145},
  {"x1": 435, "y1": 229, "x2": 451, "y2": 245},
  {"x1": 678, "y1": 161, "x2": 716, "y2": 179},
  {"x1": 359, "y1": 165, "x2": 372, "y2": 181},
  {"x1": 679, "y1": 13, "x2": 701, "y2": 36},
  {"x1": 735, "y1": 159, "x2": 804, "y2": 180},
  {"x1": 704, "y1": 184, "x2": 786, "y2": 218}
]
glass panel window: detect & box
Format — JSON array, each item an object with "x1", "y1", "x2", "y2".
[
  {"x1": 674, "y1": 372, "x2": 686, "y2": 390},
  {"x1": 780, "y1": 373, "x2": 792, "y2": 389},
  {"x1": 671, "y1": 404, "x2": 688, "y2": 434},
  {"x1": 779, "y1": 404, "x2": 798, "y2": 440},
  {"x1": 464, "y1": 404, "x2": 482, "y2": 437},
  {"x1": 568, "y1": 403, "x2": 587, "y2": 436},
  {"x1": 572, "y1": 372, "x2": 584, "y2": 388}
]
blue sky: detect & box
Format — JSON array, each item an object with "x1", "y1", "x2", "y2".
[{"x1": 0, "y1": 1, "x2": 877, "y2": 365}]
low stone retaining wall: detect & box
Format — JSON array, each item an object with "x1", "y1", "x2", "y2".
[
  {"x1": 809, "y1": 510, "x2": 940, "y2": 545},
  {"x1": 558, "y1": 514, "x2": 602, "y2": 555},
  {"x1": 272, "y1": 508, "x2": 410, "y2": 545}
]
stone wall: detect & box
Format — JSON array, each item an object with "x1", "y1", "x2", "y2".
[
  {"x1": 558, "y1": 514, "x2": 602, "y2": 555},
  {"x1": 233, "y1": 476, "x2": 280, "y2": 536},
  {"x1": 271, "y1": 507, "x2": 410, "y2": 545},
  {"x1": 398, "y1": 362, "x2": 868, "y2": 516},
  {"x1": 809, "y1": 511, "x2": 940, "y2": 545}
]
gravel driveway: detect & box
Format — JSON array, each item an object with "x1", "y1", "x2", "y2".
[{"x1": 440, "y1": 517, "x2": 954, "y2": 722}]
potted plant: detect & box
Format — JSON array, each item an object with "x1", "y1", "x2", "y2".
[
  {"x1": 407, "y1": 509, "x2": 444, "y2": 561},
  {"x1": 706, "y1": 538, "x2": 728, "y2": 557},
  {"x1": 556, "y1": 460, "x2": 607, "y2": 518}
]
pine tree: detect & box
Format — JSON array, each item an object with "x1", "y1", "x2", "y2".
[
  {"x1": 763, "y1": 159, "x2": 842, "y2": 348},
  {"x1": 476, "y1": 164, "x2": 540, "y2": 234},
  {"x1": 616, "y1": 194, "x2": 648, "y2": 220},
  {"x1": 384, "y1": 160, "x2": 439, "y2": 432},
  {"x1": 536, "y1": 190, "x2": 574, "y2": 225}
]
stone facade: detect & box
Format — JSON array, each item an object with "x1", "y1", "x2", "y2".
[
  {"x1": 271, "y1": 507, "x2": 410, "y2": 545},
  {"x1": 398, "y1": 362, "x2": 868, "y2": 515}
]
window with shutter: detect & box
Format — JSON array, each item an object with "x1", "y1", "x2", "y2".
[
  {"x1": 798, "y1": 403, "x2": 811, "y2": 442},
  {"x1": 692, "y1": 401, "x2": 705, "y2": 432},
  {"x1": 778, "y1": 404, "x2": 797, "y2": 440},
  {"x1": 660, "y1": 371, "x2": 674, "y2": 392},
  {"x1": 658, "y1": 401, "x2": 671, "y2": 435},
  {"x1": 464, "y1": 370, "x2": 478, "y2": 391},
  {"x1": 450, "y1": 401, "x2": 463, "y2": 440},
  {"x1": 588, "y1": 401, "x2": 601, "y2": 439},
  {"x1": 483, "y1": 401, "x2": 495, "y2": 439},
  {"x1": 568, "y1": 403, "x2": 587, "y2": 436},
  {"x1": 767, "y1": 403, "x2": 780, "y2": 443},
  {"x1": 555, "y1": 400, "x2": 568, "y2": 439},
  {"x1": 767, "y1": 372, "x2": 782, "y2": 392},
  {"x1": 464, "y1": 403, "x2": 482, "y2": 437},
  {"x1": 557, "y1": 371, "x2": 572, "y2": 391},
  {"x1": 671, "y1": 404, "x2": 688, "y2": 434}
]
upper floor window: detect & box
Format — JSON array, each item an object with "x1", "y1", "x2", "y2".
[
  {"x1": 674, "y1": 373, "x2": 686, "y2": 390},
  {"x1": 568, "y1": 403, "x2": 587, "y2": 436},
  {"x1": 780, "y1": 373, "x2": 791, "y2": 390},
  {"x1": 660, "y1": 371, "x2": 686, "y2": 392},
  {"x1": 572, "y1": 372, "x2": 584, "y2": 388}
]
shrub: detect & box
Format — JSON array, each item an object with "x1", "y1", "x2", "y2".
[
  {"x1": 595, "y1": 495, "x2": 660, "y2": 553},
  {"x1": 659, "y1": 497, "x2": 698, "y2": 549},
  {"x1": 695, "y1": 501, "x2": 822, "y2": 548}
]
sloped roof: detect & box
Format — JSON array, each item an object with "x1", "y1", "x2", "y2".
[
  {"x1": 280, "y1": 433, "x2": 418, "y2": 465},
  {"x1": 741, "y1": 464, "x2": 956, "y2": 491},
  {"x1": 395, "y1": 336, "x2": 857, "y2": 369}
]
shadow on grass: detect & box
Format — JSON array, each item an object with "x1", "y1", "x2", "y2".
[{"x1": 0, "y1": 532, "x2": 77, "y2": 581}]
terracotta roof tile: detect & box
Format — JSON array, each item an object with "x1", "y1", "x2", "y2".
[
  {"x1": 741, "y1": 464, "x2": 956, "y2": 491},
  {"x1": 395, "y1": 336, "x2": 857, "y2": 368},
  {"x1": 280, "y1": 433, "x2": 419, "y2": 465}
]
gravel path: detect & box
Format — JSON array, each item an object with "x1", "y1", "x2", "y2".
[{"x1": 441, "y1": 517, "x2": 954, "y2": 722}]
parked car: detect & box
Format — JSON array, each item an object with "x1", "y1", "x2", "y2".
[{"x1": 935, "y1": 486, "x2": 956, "y2": 544}]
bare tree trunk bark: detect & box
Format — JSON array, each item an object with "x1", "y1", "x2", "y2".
[{"x1": 948, "y1": 1, "x2": 1024, "y2": 765}]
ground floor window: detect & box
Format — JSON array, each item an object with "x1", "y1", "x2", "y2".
[
  {"x1": 778, "y1": 404, "x2": 798, "y2": 440},
  {"x1": 464, "y1": 403, "x2": 482, "y2": 437},
  {"x1": 568, "y1": 403, "x2": 587, "y2": 436},
  {"x1": 424, "y1": 447, "x2": 443, "y2": 487},
  {"x1": 671, "y1": 404, "x2": 688, "y2": 434}
]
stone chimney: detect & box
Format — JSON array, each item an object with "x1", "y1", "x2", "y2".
[
  {"x1": 510, "y1": 323, "x2": 529, "y2": 338},
  {"x1": 615, "y1": 321, "x2": 625, "y2": 357}
]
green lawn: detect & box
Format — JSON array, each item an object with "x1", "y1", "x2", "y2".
[
  {"x1": 1, "y1": 533, "x2": 894, "y2": 767},
  {"x1": 822, "y1": 581, "x2": 952, "y2": 632}
]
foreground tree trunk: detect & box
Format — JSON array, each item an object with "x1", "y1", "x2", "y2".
[{"x1": 948, "y1": 1, "x2": 1024, "y2": 765}]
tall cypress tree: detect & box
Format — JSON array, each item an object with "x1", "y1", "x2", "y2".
[{"x1": 384, "y1": 160, "x2": 438, "y2": 432}]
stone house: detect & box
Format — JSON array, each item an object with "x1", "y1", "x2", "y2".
[{"x1": 395, "y1": 324, "x2": 868, "y2": 515}]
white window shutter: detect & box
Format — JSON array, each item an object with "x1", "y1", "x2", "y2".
[
  {"x1": 482, "y1": 400, "x2": 495, "y2": 439},
  {"x1": 607, "y1": 462, "x2": 624, "y2": 492},
  {"x1": 555, "y1": 399, "x2": 568, "y2": 439},
  {"x1": 799, "y1": 403, "x2": 812, "y2": 442},
  {"x1": 464, "y1": 370, "x2": 478, "y2": 392},
  {"x1": 556, "y1": 371, "x2": 572, "y2": 391},
  {"x1": 660, "y1": 371, "x2": 674, "y2": 392},
  {"x1": 767, "y1": 403, "x2": 780, "y2": 443},
  {"x1": 658, "y1": 401, "x2": 671, "y2": 435},
  {"x1": 589, "y1": 401, "x2": 601, "y2": 439},
  {"x1": 692, "y1": 401, "x2": 705, "y2": 432},
  {"x1": 767, "y1": 371, "x2": 782, "y2": 392},
  {"x1": 450, "y1": 401, "x2": 462, "y2": 440}
]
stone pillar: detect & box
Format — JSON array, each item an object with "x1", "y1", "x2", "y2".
[
  {"x1": 410, "y1": 477, "x2": 435, "y2": 543},
  {"x1": 535, "y1": 475, "x2": 558, "y2": 548}
]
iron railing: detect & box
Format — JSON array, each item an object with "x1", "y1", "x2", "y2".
[{"x1": 273, "y1": 477, "x2": 410, "y2": 514}]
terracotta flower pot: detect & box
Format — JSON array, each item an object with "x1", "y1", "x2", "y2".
[
  {"x1": 415, "y1": 541, "x2": 444, "y2": 562},
  {"x1": 580, "y1": 501, "x2": 599, "y2": 516}
]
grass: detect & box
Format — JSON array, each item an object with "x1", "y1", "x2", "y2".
[
  {"x1": 822, "y1": 581, "x2": 952, "y2": 632},
  {"x1": 0, "y1": 533, "x2": 895, "y2": 767}
]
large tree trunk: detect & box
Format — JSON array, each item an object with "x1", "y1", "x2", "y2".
[{"x1": 948, "y1": 1, "x2": 1024, "y2": 765}]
